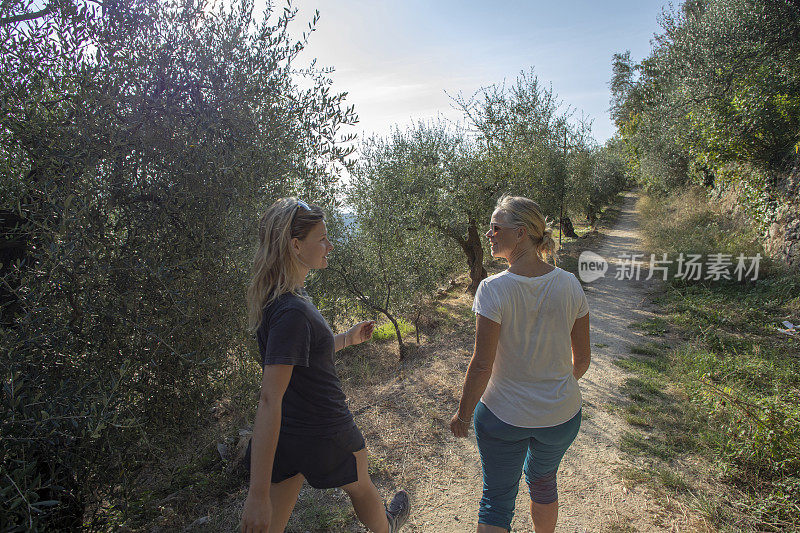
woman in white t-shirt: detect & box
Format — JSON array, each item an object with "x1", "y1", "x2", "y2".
[{"x1": 450, "y1": 195, "x2": 591, "y2": 533}]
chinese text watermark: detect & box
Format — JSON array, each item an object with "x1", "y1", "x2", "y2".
[{"x1": 578, "y1": 251, "x2": 762, "y2": 283}]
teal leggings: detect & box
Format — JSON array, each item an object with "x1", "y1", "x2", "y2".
[{"x1": 473, "y1": 401, "x2": 581, "y2": 531}]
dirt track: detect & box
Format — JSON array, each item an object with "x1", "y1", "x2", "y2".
[{"x1": 282, "y1": 192, "x2": 693, "y2": 532}]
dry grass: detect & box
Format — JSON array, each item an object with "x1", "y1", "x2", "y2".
[
  {"x1": 621, "y1": 190, "x2": 800, "y2": 532},
  {"x1": 636, "y1": 187, "x2": 766, "y2": 273}
]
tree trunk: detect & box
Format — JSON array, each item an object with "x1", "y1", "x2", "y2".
[
  {"x1": 384, "y1": 312, "x2": 405, "y2": 360},
  {"x1": 463, "y1": 220, "x2": 487, "y2": 295},
  {"x1": 413, "y1": 307, "x2": 421, "y2": 344},
  {"x1": 560, "y1": 216, "x2": 579, "y2": 239},
  {"x1": 586, "y1": 205, "x2": 598, "y2": 227},
  {"x1": 433, "y1": 220, "x2": 488, "y2": 296}
]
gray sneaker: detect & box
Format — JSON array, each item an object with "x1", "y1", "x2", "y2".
[{"x1": 385, "y1": 489, "x2": 410, "y2": 533}]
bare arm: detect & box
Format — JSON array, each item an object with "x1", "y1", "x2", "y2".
[
  {"x1": 451, "y1": 314, "x2": 501, "y2": 437},
  {"x1": 240, "y1": 364, "x2": 294, "y2": 532},
  {"x1": 571, "y1": 313, "x2": 591, "y2": 380},
  {"x1": 334, "y1": 333, "x2": 347, "y2": 352}
]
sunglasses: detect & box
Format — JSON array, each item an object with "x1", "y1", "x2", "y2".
[
  {"x1": 292, "y1": 199, "x2": 311, "y2": 220},
  {"x1": 487, "y1": 223, "x2": 517, "y2": 235}
]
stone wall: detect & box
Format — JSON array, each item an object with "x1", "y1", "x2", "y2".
[{"x1": 765, "y1": 170, "x2": 800, "y2": 269}]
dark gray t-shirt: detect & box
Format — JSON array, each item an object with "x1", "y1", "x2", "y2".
[{"x1": 257, "y1": 291, "x2": 354, "y2": 436}]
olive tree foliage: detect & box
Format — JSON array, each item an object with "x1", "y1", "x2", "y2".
[
  {"x1": 611, "y1": 42, "x2": 705, "y2": 193},
  {"x1": 611, "y1": 0, "x2": 800, "y2": 212},
  {"x1": 663, "y1": 0, "x2": 800, "y2": 171},
  {"x1": 323, "y1": 131, "x2": 461, "y2": 357},
  {"x1": 456, "y1": 70, "x2": 566, "y2": 214},
  {"x1": 454, "y1": 69, "x2": 613, "y2": 238},
  {"x1": 584, "y1": 141, "x2": 630, "y2": 225},
  {"x1": 0, "y1": 0, "x2": 356, "y2": 529},
  {"x1": 344, "y1": 123, "x2": 502, "y2": 295}
]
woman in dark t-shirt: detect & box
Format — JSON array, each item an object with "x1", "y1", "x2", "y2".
[{"x1": 240, "y1": 198, "x2": 409, "y2": 533}]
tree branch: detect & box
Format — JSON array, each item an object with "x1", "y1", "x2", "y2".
[
  {"x1": 430, "y1": 220, "x2": 467, "y2": 247},
  {"x1": 328, "y1": 264, "x2": 387, "y2": 316},
  {"x1": 0, "y1": 4, "x2": 54, "y2": 25}
]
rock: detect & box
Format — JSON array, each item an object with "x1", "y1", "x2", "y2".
[
  {"x1": 216, "y1": 442, "x2": 228, "y2": 461},
  {"x1": 184, "y1": 516, "x2": 210, "y2": 531},
  {"x1": 765, "y1": 199, "x2": 800, "y2": 268}
]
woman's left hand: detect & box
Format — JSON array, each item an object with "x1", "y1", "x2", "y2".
[
  {"x1": 449, "y1": 413, "x2": 471, "y2": 438},
  {"x1": 346, "y1": 321, "x2": 375, "y2": 347}
]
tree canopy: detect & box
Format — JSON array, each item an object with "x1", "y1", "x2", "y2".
[
  {"x1": 1, "y1": 0, "x2": 356, "y2": 528},
  {"x1": 612, "y1": 0, "x2": 800, "y2": 213}
]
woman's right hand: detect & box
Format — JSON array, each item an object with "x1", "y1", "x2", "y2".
[
  {"x1": 346, "y1": 320, "x2": 375, "y2": 347},
  {"x1": 449, "y1": 412, "x2": 471, "y2": 438},
  {"x1": 240, "y1": 493, "x2": 271, "y2": 533}
]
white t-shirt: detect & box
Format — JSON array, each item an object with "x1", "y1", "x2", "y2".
[{"x1": 472, "y1": 267, "x2": 589, "y2": 428}]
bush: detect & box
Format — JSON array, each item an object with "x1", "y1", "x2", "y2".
[{"x1": 0, "y1": 0, "x2": 355, "y2": 528}]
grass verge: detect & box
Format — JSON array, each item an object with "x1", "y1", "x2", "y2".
[{"x1": 617, "y1": 190, "x2": 800, "y2": 532}]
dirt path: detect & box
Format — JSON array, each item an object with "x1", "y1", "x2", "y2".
[
  {"x1": 543, "y1": 192, "x2": 670, "y2": 532},
  {"x1": 374, "y1": 194, "x2": 675, "y2": 532},
  {"x1": 288, "y1": 192, "x2": 681, "y2": 532}
]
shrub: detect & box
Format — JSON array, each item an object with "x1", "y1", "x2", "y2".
[{"x1": 0, "y1": 0, "x2": 355, "y2": 528}]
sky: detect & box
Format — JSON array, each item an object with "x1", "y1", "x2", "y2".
[{"x1": 273, "y1": 0, "x2": 671, "y2": 148}]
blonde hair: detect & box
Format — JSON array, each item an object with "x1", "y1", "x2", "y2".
[
  {"x1": 495, "y1": 195, "x2": 557, "y2": 261},
  {"x1": 246, "y1": 197, "x2": 324, "y2": 331}
]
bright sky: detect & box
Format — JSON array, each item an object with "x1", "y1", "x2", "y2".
[{"x1": 280, "y1": 0, "x2": 670, "y2": 147}]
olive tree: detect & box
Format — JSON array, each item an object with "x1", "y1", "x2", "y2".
[
  {"x1": 341, "y1": 123, "x2": 500, "y2": 295},
  {"x1": 611, "y1": 0, "x2": 800, "y2": 196},
  {"x1": 455, "y1": 69, "x2": 603, "y2": 241},
  {"x1": 324, "y1": 133, "x2": 461, "y2": 357},
  {"x1": 0, "y1": 0, "x2": 357, "y2": 528}
]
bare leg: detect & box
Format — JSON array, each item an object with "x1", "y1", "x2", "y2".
[
  {"x1": 530, "y1": 500, "x2": 558, "y2": 533},
  {"x1": 477, "y1": 523, "x2": 509, "y2": 532},
  {"x1": 268, "y1": 473, "x2": 305, "y2": 533},
  {"x1": 340, "y1": 448, "x2": 390, "y2": 533}
]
